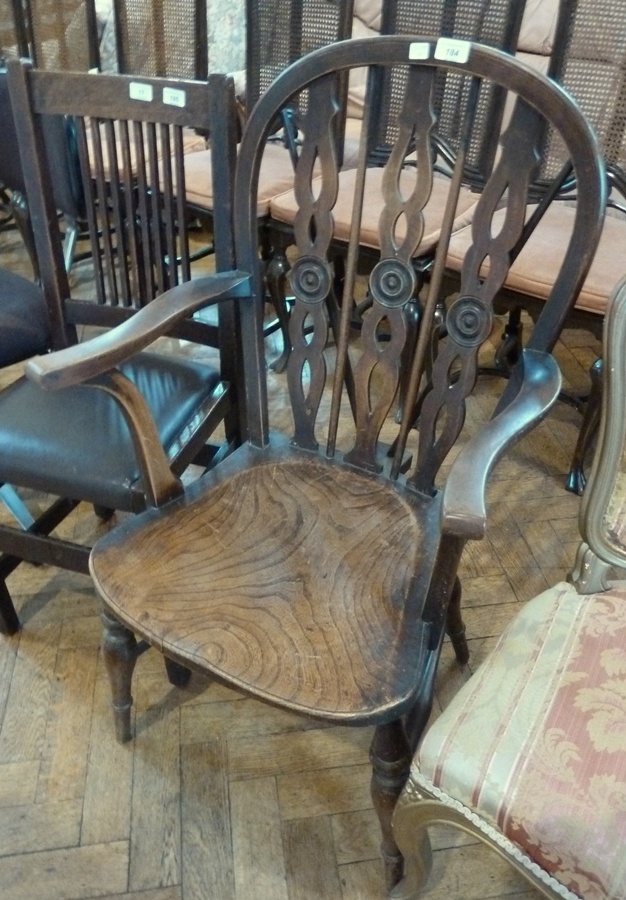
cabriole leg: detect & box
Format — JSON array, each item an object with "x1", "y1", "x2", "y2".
[{"x1": 390, "y1": 782, "x2": 434, "y2": 899}]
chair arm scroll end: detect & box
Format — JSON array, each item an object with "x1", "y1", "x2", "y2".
[{"x1": 441, "y1": 349, "x2": 561, "y2": 540}]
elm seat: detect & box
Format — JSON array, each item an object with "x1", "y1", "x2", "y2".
[
  {"x1": 0, "y1": 268, "x2": 51, "y2": 366},
  {"x1": 34, "y1": 38, "x2": 606, "y2": 891},
  {"x1": 392, "y1": 275, "x2": 626, "y2": 900}
]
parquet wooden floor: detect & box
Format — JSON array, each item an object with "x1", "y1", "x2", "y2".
[{"x1": 0, "y1": 222, "x2": 603, "y2": 899}]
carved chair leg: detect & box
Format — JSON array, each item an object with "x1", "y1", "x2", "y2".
[
  {"x1": 493, "y1": 307, "x2": 523, "y2": 371},
  {"x1": 446, "y1": 576, "x2": 469, "y2": 664},
  {"x1": 265, "y1": 248, "x2": 292, "y2": 373},
  {"x1": 566, "y1": 357, "x2": 602, "y2": 495},
  {"x1": 0, "y1": 578, "x2": 20, "y2": 635},
  {"x1": 370, "y1": 719, "x2": 412, "y2": 892},
  {"x1": 101, "y1": 609, "x2": 138, "y2": 743},
  {"x1": 390, "y1": 786, "x2": 434, "y2": 900},
  {"x1": 164, "y1": 656, "x2": 192, "y2": 688}
]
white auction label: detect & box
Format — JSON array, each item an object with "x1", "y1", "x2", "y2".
[
  {"x1": 408, "y1": 42, "x2": 430, "y2": 61},
  {"x1": 163, "y1": 87, "x2": 186, "y2": 108},
  {"x1": 129, "y1": 82, "x2": 154, "y2": 102},
  {"x1": 434, "y1": 38, "x2": 471, "y2": 64}
]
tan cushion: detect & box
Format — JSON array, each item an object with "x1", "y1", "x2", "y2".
[
  {"x1": 414, "y1": 582, "x2": 626, "y2": 900},
  {"x1": 353, "y1": 0, "x2": 382, "y2": 32},
  {"x1": 447, "y1": 203, "x2": 626, "y2": 316},
  {"x1": 270, "y1": 168, "x2": 478, "y2": 256},
  {"x1": 185, "y1": 141, "x2": 297, "y2": 217},
  {"x1": 518, "y1": 0, "x2": 559, "y2": 55},
  {"x1": 341, "y1": 117, "x2": 363, "y2": 170},
  {"x1": 347, "y1": 17, "x2": 379, "y2": 119}
]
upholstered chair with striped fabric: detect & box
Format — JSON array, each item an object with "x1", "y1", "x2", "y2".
[{"x1": 391, "y1": 276, "x2": 626, "y2": 900}]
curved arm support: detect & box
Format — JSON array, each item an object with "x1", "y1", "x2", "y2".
[
  {"x1": 25, "y1": 271, "x2": 252, "y2": 391},
  {"x1": 87, "y1": 370, "x2": 184, "y2": 509},
  {"x1": 441, "y1": 349, "x2": 561, "y2": 540}
]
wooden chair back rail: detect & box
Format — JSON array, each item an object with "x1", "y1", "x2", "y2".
[
  {"x1": 236, "y1": 38, "x2": 605, "y2": 472},
  {"x1": 375, "y1": 0, "x2": 527, "y2": 179}
]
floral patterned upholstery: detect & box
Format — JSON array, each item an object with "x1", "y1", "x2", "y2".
[
  {"x1": 390, "y1": 271, "x2": 626, "y2": 899},
  {"x1": 413, "y1": 581, "x2": 626, "y2": 899}
]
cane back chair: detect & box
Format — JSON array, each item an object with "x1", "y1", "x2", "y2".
[
  {"x1": 267, "y1": 0, "x2": 528, "y2": 372},
  {"x1": 26, "y1": 37, "x2": 604, "y2": 887},
  {"x1": 0, "y1": 59, "x2": 241, "y2": 636},
  {"x1": 447, "y1": 0, "x2": 626, "y2": 494},
  {"x1": 392, "y1": 272, "x2": 626, "y2": 900},
  {"x1": 112, "y1": 0, "x2": 208, "y2": 81}
]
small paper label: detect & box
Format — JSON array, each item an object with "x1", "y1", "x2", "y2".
[
  {"x1": 129, "y1": 81, "x2": 153, "y2": 102},
  {"x1": 163, "y1": 87, "x2": 186, "y2": 108},
  {"x1": 434, "y1": 38, "x2": 471, "y2": 64},
  {"x1": 408, "y1": 42, "x2": 430, "y2": 61}
]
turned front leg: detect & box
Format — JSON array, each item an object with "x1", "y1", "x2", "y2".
[
  {"x1": 370, "y1": 719, "x2": 412, "y2": 891},
  {"x1": 101, "y1": 609, "x2": 138, "y2": 743}
]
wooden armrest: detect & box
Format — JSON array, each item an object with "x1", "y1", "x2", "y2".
[
  {"x1": 441, "y1": 349, "x2": 561, "y2": 540},
  {"x1": 26, "y1": 271, "x2": 252, "y2": 390}
]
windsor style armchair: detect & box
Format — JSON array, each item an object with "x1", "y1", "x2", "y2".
[{"x1": 25, "y1": 37, "x2": 605, "y2": 887}]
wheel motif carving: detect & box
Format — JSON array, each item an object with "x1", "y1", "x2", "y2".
[
  {"x1": 446, "y1": 296, "x2": 493, "y2": 348},
  {"x1": 370, "y1": 259, "x2": 417, "y2": 309},
  {"x1": 290, "y1": 256, "x2": 332, "y2": 305}
]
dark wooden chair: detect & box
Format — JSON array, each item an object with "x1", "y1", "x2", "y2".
[
  {"x1": 0, "y1": 67, "x2": 84, "y2": 274},
  {"x1": 27, "y1": 37, "x2": 604, "y2": 888},
  {"x1": 392, "y1": 272, "x2": 626, "y2": 900},
  {"x1": 183, "y1": 0, "x2": 356, "y2": 355},
  {"x1": 0, "y1": 58, "x2": 241, "y2": 636},
  {"x1": 267, "y1": 0, "x2": 528, "y2": 372}
]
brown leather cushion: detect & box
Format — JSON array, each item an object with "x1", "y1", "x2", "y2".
[
  {"x1": 447, "y1": 203, "x2": 625, "y2": 315},
  {"x1": 0, "y1": 351, "x2": 224, "y2": 511},
  {"x1": 0, "y1": 269, "x2": 51, "y2": 366},
  {"x1": 270, "y1": 168, "x2": 478, "y2": 255},
  {"x1": 185, "y1": 140, "x2": 297, "y2": 217}
]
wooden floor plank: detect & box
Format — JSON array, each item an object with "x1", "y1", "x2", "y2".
[
  {"x1": 0, "y1": 841, "x2": 129, "y2": 900},
  {"x1": 128, "y1": 706, "x2": 181, "y2": 893},
  {"x1": 181, "y1": 741, "x2": 235, "y2": 900},
  {"x1": 284, "y1": 816, "x2": 343, "y2": 899},
  {"x1": 231, "y1": 776, "x2": 289, "y2": 900}
]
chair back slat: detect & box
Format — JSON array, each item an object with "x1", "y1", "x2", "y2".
[
  {"x1": 9, "y1": 63, "x2": 238, "y2": 341},
  {"x1": 377, "y1": 0, "x2": 526, "y2": 181},
  {"x1": 235, "y1": 38, "x2": 605, "y2": 486}
]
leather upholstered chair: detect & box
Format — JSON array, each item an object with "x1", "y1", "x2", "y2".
[
  {"x1": 0, "y1": 59, "x2": 241, "y2": 637},
  {"x1": 26, "y1": 37, "x2": 604, "y2": 889},
  {"x1": 392, "y1": 273, "x2": 626, "y2": 900}
]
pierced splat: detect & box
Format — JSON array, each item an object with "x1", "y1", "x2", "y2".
[{"x1": 410, "y1": 97, "x2": 545, "y2": 494}]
